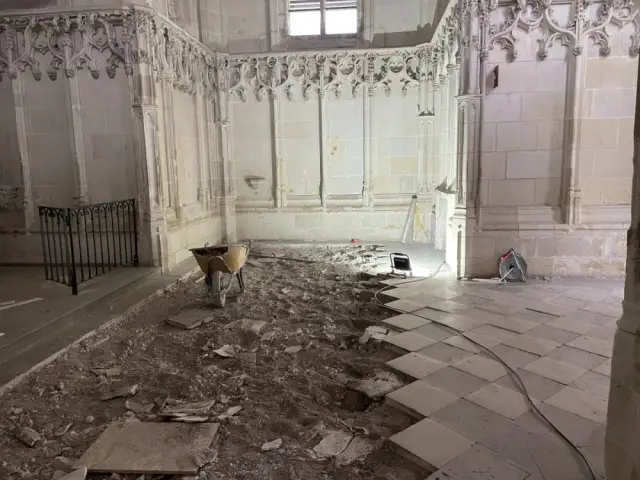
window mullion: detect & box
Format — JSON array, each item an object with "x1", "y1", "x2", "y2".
[{"x1": 320, "y1": 0, "x2": 326, "y2": 37}]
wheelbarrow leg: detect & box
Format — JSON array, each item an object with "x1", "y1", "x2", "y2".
[{"x1": 236, "y1": 268, "x2": 245, "y2": 293}]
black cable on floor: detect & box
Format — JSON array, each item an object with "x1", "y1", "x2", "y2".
[{"x1": 374, "y1": 265, "x2": 603, "y2": 480}]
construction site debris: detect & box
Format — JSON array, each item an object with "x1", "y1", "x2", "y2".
[
  {"x1": 313, "y1": 431, "x2": 353, "y2": 459},
  {"x1": 91, "y1": 367, "x2": 122, "y2": 378},
  {"x1": 165, "y1": 310, "x2": 215, "y2": 330},
  {"x1": 76, "y1": 422, "x2": 219, "y2": 475},
  {"x1": 284, "y1": 346, "x2": 302, "y2": 354},
  {"x1": 159, "y1": 399, "x2": 216, "y2": 418},
  {"x1": 261, "y1": 438, "x2": 282, "y2": 452},
  {"x1": 358, "y1": 326, "x2": 389, "y2": 345},
  {"x1": 14, "y1": 425, "x2": 41, "y2": 447},
  {"x1": 212, "y1": 345, "x2": 240, "y2": 358},
  {"x1": 54, "y1": 422, "x2": 73, "y2": 437},
  {"x1": 102, "y1": 384, "x2": 139, "y2": 401},
  {"x1": 346, "y1": 371, "x2": 403, "y2": 399},
  {"x1": 58, "y1": 467, "x2": 87, "y2": 480}
]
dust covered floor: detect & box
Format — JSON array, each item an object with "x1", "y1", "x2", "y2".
[{"x1": 0, "y1": 246, "x2": 425, "y2": 480}]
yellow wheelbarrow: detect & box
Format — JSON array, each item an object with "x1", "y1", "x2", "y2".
[{"x1": 189, "y1": 244, "x2": 249, "y2": 307}]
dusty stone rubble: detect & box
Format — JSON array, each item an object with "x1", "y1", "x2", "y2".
[{"x1": 0, "y1": 246, "x2": 425, "y2": 480}]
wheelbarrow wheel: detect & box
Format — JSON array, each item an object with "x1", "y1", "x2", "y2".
[{"x1": 210, "y1": 270, "x2": 226, "y2": 308}]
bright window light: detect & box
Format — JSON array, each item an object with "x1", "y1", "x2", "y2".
[
  {"x1": 325, "y1": 8, "x2": 357, "y2": 34},
  {"x1": 289, "y1": 10, "x2": 321, "y2": 36},
  {"x1": 289, "y1": 0, "x2": 358, "y2": 36}
]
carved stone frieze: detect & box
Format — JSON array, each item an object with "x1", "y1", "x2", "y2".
[{"x1": 487, "y1": 0, "x2": 640, "y2": 61}]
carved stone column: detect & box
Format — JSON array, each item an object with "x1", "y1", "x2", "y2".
[
  {"x1": 215, "y1": 56, "x2": 237, "y2": 242},
  {"x1": 129, "y1": 16, "x2": 168, "y2": 268},
  {"x1": 195, "y1": 86, "x2": 210, "y2": 210},
  {"x1": 362, "y1": 54, "x2": 375, "y2": 207},
  {"x1": 605, "y1": 60, "x2": 640, "y2": 480}
]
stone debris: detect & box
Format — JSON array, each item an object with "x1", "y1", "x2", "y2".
[
  {"x1": 217, "y1": 405, "x2": 243, "y2": 422},
  {"x1": 261, "y1": 331, "x2": 276, "y2": 342},
  {"x1": 245, "y1": 259, "x2": 263, "y2": 268},
  {"x1": 14, "y1": 425, "x2": 41, "y2": 447},
  {"x1": 336, "y1": 436, "x2": 377, "y2": 465},
  {"x1": 358, "y1": 326, "x2": 389, "y2": 345},
  {"x1": 125, "y1": 400, "x2": 154, "y2": 414},
  {"x1": 159, "y1": 399, "x2": 216, "y2": 418},
  {"x1": 261, "y1": 438, "x2": 282, "y2": 452},
  {"x1": 284, "y1": 345, "x2": 302, "y2": 354},
  {"x1": 171, "y1": 416, "x2": 209, "y2": 423},
  {"x1": 235, "y1": 352, "x2": 257, "y2": 364},
  {"x1": 102, "y1": 384, "x2": 139, "y2": 401},
  {"x1": 52, "y1": 456, "x2": 74, "y2": 471},
  {"x1": 76, "y1": 422, "x2": 220, "y2": 475},
  {"x1": 313, "y1": 431, "x2": 354, "y2": 459},
  {"x1": 346, "y1": 371, "x2": 403, "y2": 400},
  {"x1": 240, "y1": 318, "x2": 268, "y2": 334},
  {"x1": 165, "y1": 310, "x2": 215, "y2": 330},
  {"x1": 58, "y1": 467, "x2": 87, "y2": 480},
  {"x1": 84, "y1": 416, "x2": 95, "y2": 424},
  {"x1": 212, "y1": 345, "x2": 240, "y2": 358},
  {"x1": 91, "y1": 367, "x2": 122, "y2": 378},
  {"x1": 54, "y1": 422, "x2": 73, "y2": 437},
  {"x1": 219, "y1": 395, "x2": 230, "y2": 404}
]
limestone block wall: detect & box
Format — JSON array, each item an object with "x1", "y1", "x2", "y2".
[
  {"x1": 0, "y1": 7, "x2": 227, "y2": 268},
  {"x1": 464, "y1": 1, "x2": 639, "y2": 278},
  {"x1": 227, "y1": 41, "x2": 459, "y2": 243}
]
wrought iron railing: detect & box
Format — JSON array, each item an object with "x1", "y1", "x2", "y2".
[{"x1": 38, "y1": 199, "x2": 138, "y2": 295}]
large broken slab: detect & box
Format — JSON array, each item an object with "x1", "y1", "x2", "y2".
[
  {"x1": 75, "y1": 422, "x2": 219, "y2": 475},
  {"x1": 165, "y1": 310, "x2": 215, "y2": 330}
]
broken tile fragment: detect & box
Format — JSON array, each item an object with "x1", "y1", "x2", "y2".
[
  {"x1": 76, "y1": 422, "x2": 219, "y2": 475},
  {"x1": 261, "y1": 438, "x2": 282, "y2": 451},
  {"x1": 102, "y1": 384, "x2": 139, "y2": 401},
  {"x1": 313, "y1": 431, "x2": 353, "y2": 459},
  {"x1": 165, "y1": 310, "x2": 215, "y2": 330}
]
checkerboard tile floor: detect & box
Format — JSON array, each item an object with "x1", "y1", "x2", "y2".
[{"x1": 379, "y1": 276, "x2": 621, "y2": 479}]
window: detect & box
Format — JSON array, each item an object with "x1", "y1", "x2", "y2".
[{"x1": 289, "y1": 0, "x2": 358, "y2": 37}]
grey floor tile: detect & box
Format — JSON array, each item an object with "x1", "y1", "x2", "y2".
[
  {"x1": 513, "y1": 309, "x2": 557, "y2": 325},
  {"x1": 431, "y1": 399, "x2": 511, "y2": 442},
  {"x1": 426, "y1": 367, "x2": 489, "y2": 397},
  {"x1": 566, "y1": 336, "x2": 613, "y2": 358},
  {"x1": 466, "y1": 384, "x2": 529, "y2": 420},
  {"x1": 584, "y1": 325, "x2": 616, "y2": 342},
  {"x1": 571, "y1": 371, "x2": 612, "y2": 399},
  {"x1": 418, "y1": 342, "x2": 474, "y2": 364},
  {"x1": 386, "y1": 352, "x2": 447, "y2": 379},
  {"x1": 545, "y1": 345, "x2": 608, "y2": 370},
  {"x1": 387, "y1": 380, "x2": 458, "y2": 418},
  {"x1": 480, "y1": 423, "x2": 593, "y2": 480},
  {"x1": 514, "y1": 402, "x2": 599, "y2": 446},
  {"x1": 440, "y1": 445, "x2": 529, "y2": 480},
  {"x1": 383, "y1": 313, "x2": 432, "y2": 331},
  {"x1": 490, "y1": 344, "x2": 540, "y2": 369},
  {"x1": 527, "y1": 325, "x2": 581, "y2": 344},
  {"x1": 389, "y1": 418, "x2": 475, "y2": 469},
  {"x1": 523, "y1": 357, "x2": 587, "y2": 385},
  {"x1": 465, "y1": 324, "x2": 518, "y2": 348},
  {"x1": 591, "y1": 358, "x2": 611, "y2": 376},
  {"x1": 495, "y1": 369, "x2": 565, "y2": 401},
  {"x1": 416, "y1": 322, "x2": 458, "y2": 341},
  {"x1": 580, "y1": 446, "x2": 605, "y2": 478},
  {"x1": 384, "y1": 331, "x2": 437, "y2": 352},
  {"x1": 454, "y1": 355, "x2": 507, "y2": 382}
]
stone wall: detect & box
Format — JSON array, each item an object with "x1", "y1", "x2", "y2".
[
  {"x1": 0, "y1": 7, "x2": 227, "y2": 267},
  {"x1": 462, "y1": 0, "x2": 639, "y2": 278}
]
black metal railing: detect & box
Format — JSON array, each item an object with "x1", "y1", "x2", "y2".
[{"x1": 38, "y1": 199, "x2": 139, "y2": 295}]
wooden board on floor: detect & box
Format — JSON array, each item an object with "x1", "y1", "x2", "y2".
[{"x1": 75, "y1": 421, "x2": 219, "y2": 475}]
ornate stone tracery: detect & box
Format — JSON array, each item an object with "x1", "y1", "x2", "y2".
[{"x1": 487, "y1": 0, "x2": 640, "y2": 61}]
